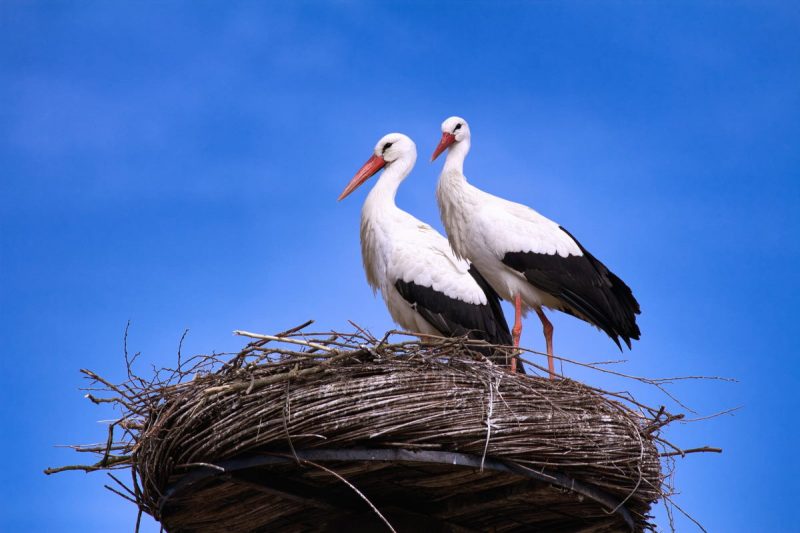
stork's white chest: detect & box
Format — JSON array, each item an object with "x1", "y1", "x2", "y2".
[{"x1": 436, "y1": 172, "x2": 572, "y2": 311}]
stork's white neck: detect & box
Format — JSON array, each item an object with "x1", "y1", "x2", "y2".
[
  {"x1": 359, "y1": 153, "x2": 415, "y2": 294},
  {"x1": 363, "y1": 154, "x2": 415, "y2": 209},
  {"x1": 442, "y1": 138, "x2": 471, "y2": 177},
  {"x1": 436, "y1": 138, "x2": 473, "y2": 214},
  {"x1": 435, "y1": 140, "x2": 476, "y2": 261}
]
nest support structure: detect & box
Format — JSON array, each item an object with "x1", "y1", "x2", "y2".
[
  {"x1": 49, "y1": 323, "x2": 709, "y2": 532},
  {"x1": 162, "y1": 447, "x2": 646, "y2": 532}
]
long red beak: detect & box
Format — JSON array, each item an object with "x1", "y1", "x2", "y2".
[
  {"x1": 338, "y1": 154, "x2": 386, "y2": 201},
  {"x1": 431, "y1": 132, "x2": 456, "y2": 161}
]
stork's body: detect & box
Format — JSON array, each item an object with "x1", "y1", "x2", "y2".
[
  {"x1": 432, "y1": 117, "x2": 641, "y2": 377},
  {"x1": 339, "y1": 133, "x2": 515, "y2": 363}
]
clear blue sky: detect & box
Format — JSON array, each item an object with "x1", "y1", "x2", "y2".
[{"x1": 1, "y1": 2, "x2": 798, "y2": 531}]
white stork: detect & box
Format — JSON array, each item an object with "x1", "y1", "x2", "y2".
[
  {"x1": 431, "y1": 117, "x2": 641, "y2": 378},
  {"x1": 338, "y1": 133, "x2": 519, "y2": 368}
]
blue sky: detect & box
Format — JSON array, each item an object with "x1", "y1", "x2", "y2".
[{"x1": 1, "y1": 2, "x2": 798, "y2": 531}]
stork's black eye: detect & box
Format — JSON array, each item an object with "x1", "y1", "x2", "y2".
[
  {"x1": 454, "y1": 123, "x2": 462, "y2": 132},
  {"x1": 382, "y1": 142, "x2": 393, "y2": 152}
]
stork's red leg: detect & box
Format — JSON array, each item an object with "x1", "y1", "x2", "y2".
[
  {"x1": 534, "y1": 307, "x2": 555, "y2": 379},
  {"x1": 511, "y1": 293, "x2": 523, "y2": 373}
]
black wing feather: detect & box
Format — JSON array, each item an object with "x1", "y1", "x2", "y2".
[
  {"x1": 502, "y1": 226, "x2": 641, "y2": 349},
  {"x1": 394, "y1": 266, "x2": 521, "y2": 370}
]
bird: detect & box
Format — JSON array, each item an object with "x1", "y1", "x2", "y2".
[
  {"x1": 338, "y1": 132, "x2": 520, "y2": 369},
  {"x1": 431, "y1": 116, "x2": 640, "y2": 378}
]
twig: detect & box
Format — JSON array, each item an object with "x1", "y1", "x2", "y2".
[
  {"x1": 44, "y1": 455, "x2": 131, "y2": 475},
  {"x1": 662, "y1": 493, "x2": 709, "y2": 533},
  {"x1": 104, "y1": 483, "x2": 138, "y2": 505},
  {"x1": 480, "y1": 375, "x2": 499, "y2": 471},
  {"x1": 176, "y1": 462, "x2": 226, "y2": 472},
  {"x1": 660, "y1": 446, "x2": 723, "y2": 458},
  {"x1": 681, "y1": 407, "x2": 742, "y2": 423},
  {"x1": 282, "y1": 380, "x2": 300, "y2": 464},
  {"x1": 233, "y1": 331, "x2": 335, "y2": 353},
  {"x1": 204, "y1": 364, "x2": 327, "y2": 395},
  {"x1": 177, "y1": 328, "x2": 189, "y2": 374},
  {"x1": 300, "y1": 459, "x2": 397, "y2": 533}
]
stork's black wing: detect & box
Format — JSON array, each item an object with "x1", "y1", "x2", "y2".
[
  {"x1": 502, "y1": 226, "x2": 641, "y2": 349},
  {"x1": 394, "y1": 265, "x2": 512, "y2": 345},
  {"x1": 394, "y1": 265, "x2": 520, "y2": 370}
]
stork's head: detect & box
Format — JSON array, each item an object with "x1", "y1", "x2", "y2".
[
  {"x1": 338, "y1": 133, "x2": 416, "y2": 201},
  {"x1": 374, "y1": 132, "x2": 416, "y2": 164},
  {"x1": 431, "y1": 116, "x2": 470, "y2": 161}
]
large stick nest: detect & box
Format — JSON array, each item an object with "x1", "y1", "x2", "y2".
[{"x1": 48, "y1": 322, "x2": 722, "y2": 532}]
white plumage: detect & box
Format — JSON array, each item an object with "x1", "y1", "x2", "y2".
[
  {"x1": 339, "y1": 133, "x2": 513, "y2": 352},
  {"x1": 432, "y1": 117, "x2": 641, "y2": 377},
  {"x1": 438, "y1": 163, "x2": 581, "y2": 309}
]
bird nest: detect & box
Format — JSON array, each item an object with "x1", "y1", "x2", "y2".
[{"x1": 47, "y1": 321, "x2": 721, "y2": 532}]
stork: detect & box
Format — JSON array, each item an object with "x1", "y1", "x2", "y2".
[
  {"x1": 431, "y1": 117, "x2": 640, "y2": 378},
  {"x1": 338, "y1": 133, "x2": 519, "y2": 369}
]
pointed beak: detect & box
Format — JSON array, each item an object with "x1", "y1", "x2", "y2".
[
  {"x1": 338, "y1": 154, "x2": 386, "y2": 201},
  {"x1": 431, "y1": 132, "x2": 456, "y2": 162}
]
